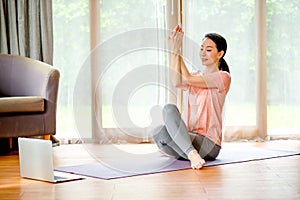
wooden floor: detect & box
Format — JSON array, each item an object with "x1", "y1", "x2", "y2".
[{"x1": 0, "y1": 140, "x2": 299, "y2": 200}]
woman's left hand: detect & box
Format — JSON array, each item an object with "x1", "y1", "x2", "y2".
[{"x1": 168, "y1": 25, "x2": 184, "y2": 55}]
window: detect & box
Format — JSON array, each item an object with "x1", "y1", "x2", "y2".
[
  {"x1": 266, "y1": 0, "x2": 300, "y2": 136},
  {"x1": 99, "y1": 0, "x2": 167, "y2": 128},
  {"x1": 52, "y1": 0, "x2": 300, "y2": 142},
  {"x1": 91, "y1": 0, "x2": 169, "y2": 142}
]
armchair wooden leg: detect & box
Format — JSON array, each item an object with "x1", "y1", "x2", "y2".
[
  {"x1": 43, "y1": 135, "x2": 50, "y2": 140},
  {"x1": 9, "y1": 138, "x2": 13, "y2": 149}
]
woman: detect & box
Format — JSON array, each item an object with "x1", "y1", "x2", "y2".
[{"x1": 152, "y1": 25, "x2": 231, "y2": 169}]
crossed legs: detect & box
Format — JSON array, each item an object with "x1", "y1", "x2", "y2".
[{"x1": 152, "y1": 104, "x2": 210, "y2": 169}]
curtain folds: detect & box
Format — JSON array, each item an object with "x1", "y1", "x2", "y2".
[{"x1": 0, "y1": 0, "x2": 53, "y2": 64}]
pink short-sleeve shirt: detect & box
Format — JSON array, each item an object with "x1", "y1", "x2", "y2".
[{"x1": 186, "y1": 70, "x2": 231, "y2": 146}]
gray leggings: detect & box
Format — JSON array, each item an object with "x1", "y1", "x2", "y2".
[{"x1": 152, "y1": 104, "x2": 220, "y2": 161}]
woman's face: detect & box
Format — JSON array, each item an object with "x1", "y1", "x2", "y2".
[{"x1": 199, "y1": 38, "x2": 223, "y2": 68}]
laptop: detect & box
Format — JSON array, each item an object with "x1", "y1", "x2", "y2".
[{"x1": 18, "y1": 137, "x2": 83, "y2": 183}]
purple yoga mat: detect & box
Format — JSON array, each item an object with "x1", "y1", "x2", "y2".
[{"x1": 55, "y1": 147, "x2": 300, "y2": 180}]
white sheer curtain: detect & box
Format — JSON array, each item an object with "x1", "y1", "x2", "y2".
[
  {"x1": 52, "y1": 0, "x2": 90, "y2": 142},
  {"x1": 266, "y1": 0, "x2": 300, "y2": 137}
]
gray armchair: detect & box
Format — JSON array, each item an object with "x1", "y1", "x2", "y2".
[{"x1": 0, "y1": 54, "x2": 60, "y2": 139}]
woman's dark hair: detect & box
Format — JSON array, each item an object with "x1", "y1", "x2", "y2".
[{"x1": 204, "y1": 33, "x2": 230, "y2": 73}]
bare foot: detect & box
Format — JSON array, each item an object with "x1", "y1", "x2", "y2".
[{"x1": 188, "y1": 150, "x2": 205, "y2": 169}]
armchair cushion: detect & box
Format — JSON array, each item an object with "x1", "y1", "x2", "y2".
[{"x1": 0, "y1": 96, "x2": 44, "y2": 114}]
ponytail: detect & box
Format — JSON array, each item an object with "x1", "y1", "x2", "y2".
[{"x1": 219, "y1": 57, "x2": 230, "y2": 74}]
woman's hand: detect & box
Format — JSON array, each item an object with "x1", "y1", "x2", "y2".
[{"x1": 168, "y1": 25, "x2": 184, "y2": 55}]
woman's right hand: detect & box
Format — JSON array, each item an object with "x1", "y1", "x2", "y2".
[{"x1": 168, "y1": 25, "x2": 184, "y2": 55}]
